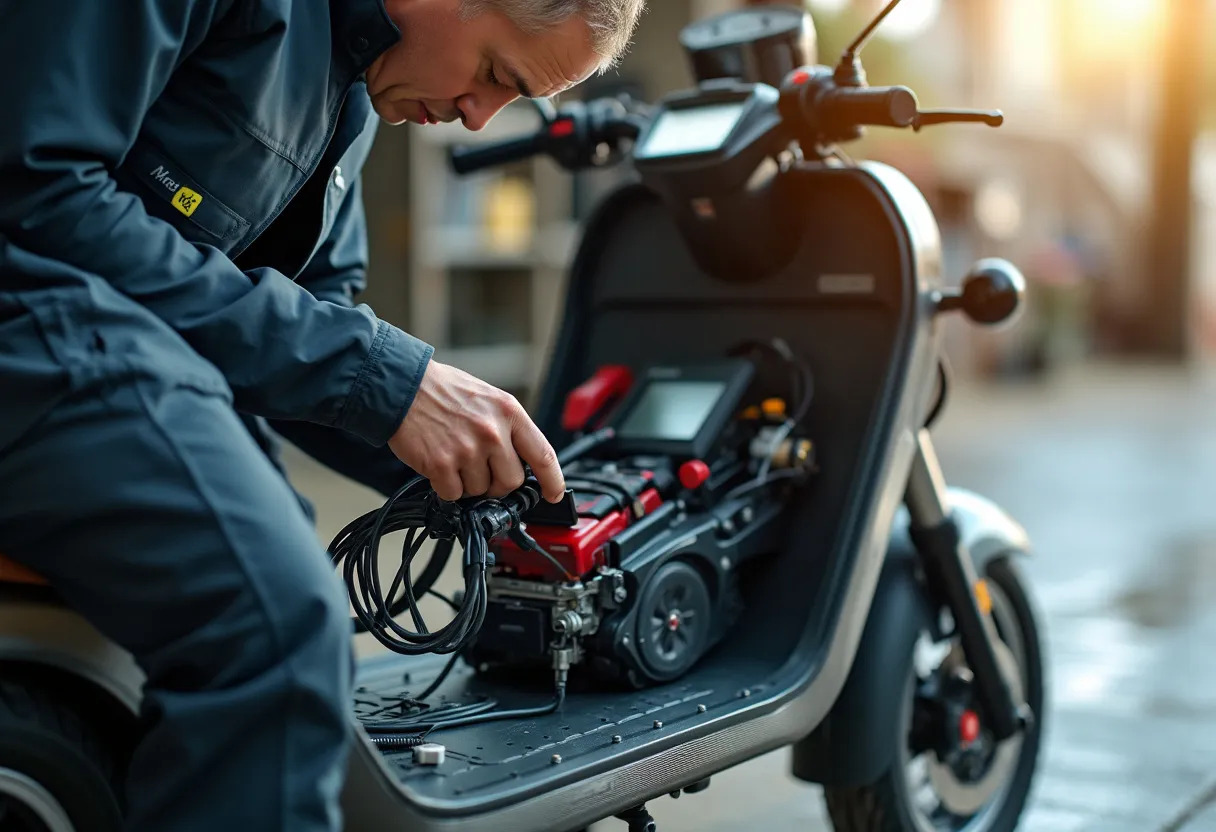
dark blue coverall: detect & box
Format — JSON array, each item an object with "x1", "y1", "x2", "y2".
[{"x1": 0, "y1": 0, "x2": 433, "y2": 828}]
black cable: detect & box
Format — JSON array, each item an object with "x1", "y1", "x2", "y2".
[
  {"x1": 363, "y1": 698, "x2": 500, "y2": 733},
  {"x1": 428, "y1": 589, "x2": 459, "y2": 611},
  {"x1": 508, "y1": 527, "x2": 577, "y2": 581},
  {"x1": 924, "y1": 357, "x2": 951, "y2": 429},
  {"x1": 328, "y1": 476, "x2": 542, "y2": 658},
  {"x1": 720, "y1": 467, "x2": 806, "y2": 505},
  {"x1": 366, "y1": 684, "x2": 565, "y2": 734},
  {"x1": 422, "y1": 686, "x2": 565, "y2": 738},
  {"x1": 414, "y1": 651, "x2": 463, "y2": 702}
]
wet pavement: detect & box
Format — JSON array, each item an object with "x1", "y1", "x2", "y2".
[{"x1": 287, "y1": 361, "x2": 1216, "y2": 832}]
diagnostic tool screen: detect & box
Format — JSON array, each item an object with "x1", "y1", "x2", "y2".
[
  {"x1": 639, "y1": 102, "x2": 747, "y2": 158},
  {"x1": 616, "y1": 380, "x2": 727, "y2": 441}
]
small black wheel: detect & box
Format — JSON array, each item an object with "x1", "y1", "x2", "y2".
[
  {"x1": 634, "y1": 560, "x2": 712, "y2": 682},
  {"x1": 0, "y1": 674, "x2": 126, "y2": 832},
  {"x1": 824, "y1": 557, "x2": 1046, "y2": 832}
]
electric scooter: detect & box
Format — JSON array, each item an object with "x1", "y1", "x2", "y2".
[{"x1": 0, "y1": 3, "x2": 1045, "y2": 831}]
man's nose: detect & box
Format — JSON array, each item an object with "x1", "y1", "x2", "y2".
[{"x1": 457, "y1": 88, "x2": 519, "y2": 132}]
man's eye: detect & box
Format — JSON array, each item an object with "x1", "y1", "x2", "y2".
[{"x1": 488, "y1": 66, "x2": 505, "y2": 88}]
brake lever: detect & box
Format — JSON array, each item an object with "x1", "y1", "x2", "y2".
[{"x1": 913, "y1": 108, "x2": 1004, "y2": 131}]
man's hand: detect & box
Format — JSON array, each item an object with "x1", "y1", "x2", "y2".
[{"x1": 388, "y1": 360, "x2": 565, "y2": 503}]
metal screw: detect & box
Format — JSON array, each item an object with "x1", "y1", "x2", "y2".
[
  {"x1": 697, "y1": 704, "x2": 707, "y2": 713},
  {"x1": 653, "y1": 720, "x2": 663, "y2": 729},
  {"x1": 551, "y1": 754, "x2": 562, "y2": 765},
  {"x1": 612, "y1": 735, "x2": 622, "y2": 744},
  {"x1": 720, "y1": 556, "x2": 731, "y2": 571},
  {"x1": 740, "y1": 688, "x2": 751, "y2": 698},
  {"x1": 614, "y1": 586, "x2": 628, "y2": 602},
  {"x1": 740, "y1": 506, "x2": 754, "y2": 524}
]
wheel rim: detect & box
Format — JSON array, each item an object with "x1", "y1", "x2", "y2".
[
  {"x1": 648, "y1": 582, "x2": 699, "y2": 663},
  {"x1": 899, "y1": 577, "x2": 1030, "y2": 832},
  {"x1": 0, "y1": 768, "x2": 75, "y2": 832},
  {"x1": 635, "y1": 561, "x2": 710, "y2": 679}
]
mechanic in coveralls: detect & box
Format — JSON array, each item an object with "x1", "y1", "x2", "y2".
[{"x1": 0, "y1": 0, "x2": 642, "y2": 828}]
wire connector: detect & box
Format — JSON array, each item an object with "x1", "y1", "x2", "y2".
[{"x1": 425, "y1": 499, "x2": 462, "y2": 540}]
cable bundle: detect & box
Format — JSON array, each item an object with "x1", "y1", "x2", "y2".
[{"x1": 327, "y1": 476, "x2": 543, "y2": 657}]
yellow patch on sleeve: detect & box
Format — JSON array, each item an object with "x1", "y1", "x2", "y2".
[{"x1": 171, "y1": 187, "x2": 203, "y2": 217}]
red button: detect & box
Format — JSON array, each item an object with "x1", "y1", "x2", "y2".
[
  {"x1": 959, "y1": 709, "x2": 980, "y2": 745},
  {"x1": 788, "y1": 68, "x2": 811, "y2": 86},
  {"x1": 678, "y1": 460, "x2": 711, "y2": 490},
  {"x1": 549, "y1": 119, "x2": 575, "y2": 138}
]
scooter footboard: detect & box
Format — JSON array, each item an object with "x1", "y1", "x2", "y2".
[{"x1": 790, "y1": 488, "x2": 1031, "y2": 786}]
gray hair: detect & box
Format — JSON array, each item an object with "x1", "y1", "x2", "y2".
[{"x1": 460, "y1": 0, "x2": 646, "y2": 69}]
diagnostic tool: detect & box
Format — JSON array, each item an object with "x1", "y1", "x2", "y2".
[
  {"x1": 470, "y1": 348, "x2": 816, "y2": 688},
  {"x1": 608, "y1": 359, "x2": 756, "y2": 458}
]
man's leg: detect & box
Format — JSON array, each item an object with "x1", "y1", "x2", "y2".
[{"x1": 0, "y1": 289, "x2": 353, "y2": 832}]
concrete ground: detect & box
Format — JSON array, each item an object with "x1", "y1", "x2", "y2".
[{"x1": 286, "y1": 362, "x2": 1216, "y2": 832}]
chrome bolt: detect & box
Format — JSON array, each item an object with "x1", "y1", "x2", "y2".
[
  {"x1": 612, "y1": 735, "x2": 622, "y2": 744},
  {"x1": 697, "y1": 704, "x2": 707, "y2": 713},
  {"x1": 551, "y1": 754, "x2": 562, "y2": 765},
  {"x1": 653, "y1": 720, "x2": 663, "y2": 729}
]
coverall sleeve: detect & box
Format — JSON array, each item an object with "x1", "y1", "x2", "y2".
[
  {"x1": 0, "y1": 0, "x2": 432, "y2": 447},
  {"x1": 268, "y1": 177, "x2": 418, "y2": 496}
]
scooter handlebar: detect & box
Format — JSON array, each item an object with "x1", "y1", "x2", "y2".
[
  {"x1": 818, "y1": 85, "x2": 919, "y2": 130},
  {"x1": 450, "y1": 134, "x2": 546, "y2": 174}
]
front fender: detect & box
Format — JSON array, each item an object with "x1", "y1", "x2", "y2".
[{"x1": 790, "y1": 487, "x2": 1030, "y2": 786}]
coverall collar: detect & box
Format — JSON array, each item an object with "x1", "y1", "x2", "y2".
[{"x1": 333, "y1": 0, "x2": 402, "y2": 77}]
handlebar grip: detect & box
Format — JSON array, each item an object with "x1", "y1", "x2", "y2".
[
  {"x1": 450, "y1": 134, "x2": 544, "y2": 174},
  {"x1": 819, "y1": 86, "x2": 918, "y2": 129}
]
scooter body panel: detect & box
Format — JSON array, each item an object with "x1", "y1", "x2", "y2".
[{"x1": 338, "y1": 160, "x2": 949, "y2": 829}]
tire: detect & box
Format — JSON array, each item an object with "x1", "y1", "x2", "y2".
[
  {"x1": 0, "y1": 674, "x2": 126, "y2": 832},
  {"x1": 824, "y1": 557, "x2": 1046, "y2": 832}
]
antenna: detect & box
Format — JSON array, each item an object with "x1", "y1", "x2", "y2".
[{"x1": 834, "y1": 0, "x2": 904, "y2": 87}]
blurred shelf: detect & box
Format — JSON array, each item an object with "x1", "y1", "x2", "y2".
[
  {"x1": 418, "y1": 222, "x2": 581, "y2": 270},
  {"x1": 434, "y1": 344, "x2": 536, "y2": 390}
]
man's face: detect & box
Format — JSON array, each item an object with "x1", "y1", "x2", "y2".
[{"x1": 367, "y1": 0, "x2": 601, "y2": 131}]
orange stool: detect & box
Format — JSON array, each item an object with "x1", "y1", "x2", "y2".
[{"x1": 0, "y1": 554, "x2": 47, "y2": 586}]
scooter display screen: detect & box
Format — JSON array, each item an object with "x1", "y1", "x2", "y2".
[
  {"x1": 616, "y1": 380, "x2": 727, "y2": 442},
  {"x1": 638, "y1": 101, "x2": 747, "y2": 158},
  {"x1": 608, "y1": 360, "x2": 756, "y2": 458}
]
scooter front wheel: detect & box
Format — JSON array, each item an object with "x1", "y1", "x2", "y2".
[{"x1": 823, "y1": 557, "x2": 1045, "y2": 832}]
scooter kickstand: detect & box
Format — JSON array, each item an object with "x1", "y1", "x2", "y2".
[{"x1": 614, "y1": 803, "x2": 658, "y2": 832}]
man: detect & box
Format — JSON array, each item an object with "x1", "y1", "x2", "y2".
[{"x1": 0, "y1": 0, "x2": 643, "y2": 829}]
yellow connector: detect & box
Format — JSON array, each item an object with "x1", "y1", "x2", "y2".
[{"x1": 761, "y1": 397, "x2": 786, "y2": 419}]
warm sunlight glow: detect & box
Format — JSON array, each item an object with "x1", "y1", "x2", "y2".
[
  {"x1": 805, "y1": 0, "x2": 849, "y2": 13},
  {"x1": 804, "y1": 0, "x2": 942, "y2": 39},
  {"x1": 876, "y1": 0, "x2": 942, "y2": 41},
  {"x1": 1073, "y1": 0, "x2": 1163, "y2": 50}
]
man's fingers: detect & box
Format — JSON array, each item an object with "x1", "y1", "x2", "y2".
[
  {"x1": 511, "y1": 419, "x2": 564, "y2": 502},
  {"x1": 460, "y1": 463, "x2": 493, "y2": 498},
  {"x1": 429, "y1": 465, "x2": 464, "y2": 502},
  {"x1": 487, "y1": 447, "x2": 526, "y2": 498}
]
